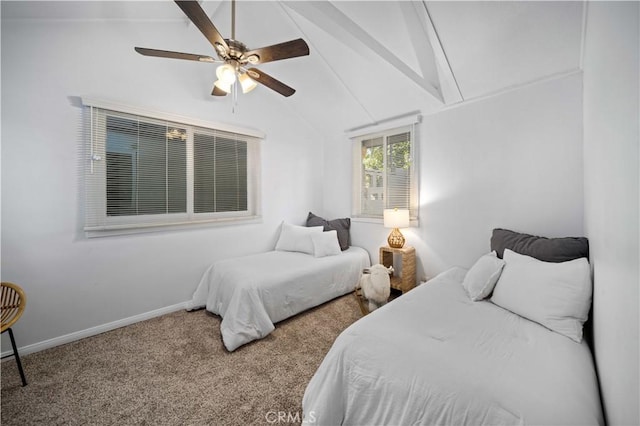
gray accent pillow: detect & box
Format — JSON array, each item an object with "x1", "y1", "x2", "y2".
[
  {"x1": 306, "y1": 212, "x2": 351, "y2": 251},
  {"x1": 490, "y1": 228, "x2": 589, "y2": 263}
]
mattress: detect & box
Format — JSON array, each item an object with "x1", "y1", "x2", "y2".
[
  {"x1": 187, "y1": 246, "x2": 370, "y2": 351},
  {"x1": 302, "y1": 267, "x2": 604, "y2": 425}
]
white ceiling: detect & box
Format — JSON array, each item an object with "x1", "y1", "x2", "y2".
[{"x1": 2, "y1": 1, "x2": 585, "y2": 133}]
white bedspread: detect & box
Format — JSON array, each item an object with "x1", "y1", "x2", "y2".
[
  {"x1": 302, "y1": 267, "x2": 603, "y2": 425},
  {"x1": 187, "y1": 247, "x2": 370, "y2": 351}
]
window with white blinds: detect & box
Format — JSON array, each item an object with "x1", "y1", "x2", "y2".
[
  {"x1": 352, "y1": 124, "x2": 418, "y2": 220},
  {"x1": 84, "y1": 102, "x2": 261, "y2": 236}
]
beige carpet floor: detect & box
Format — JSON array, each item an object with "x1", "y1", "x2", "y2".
[{"x1": 1, "y1": 294, "x2": 362, "y2": 425}]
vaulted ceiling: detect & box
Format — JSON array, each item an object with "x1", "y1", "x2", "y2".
[{"x1": 3, "y1": 1, "x2": 585, "y2": 133}]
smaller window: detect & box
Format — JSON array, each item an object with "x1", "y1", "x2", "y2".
[{"x1": 352, "y1": 125, "x2": 418, "y2": 220}]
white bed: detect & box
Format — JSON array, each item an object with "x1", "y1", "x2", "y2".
[
  {"x1": 186, "y1": 246, "x2": 370, "y2": 351},
  {"x1": 302, "y1": 266, "x2": 604, "y2": 425}
]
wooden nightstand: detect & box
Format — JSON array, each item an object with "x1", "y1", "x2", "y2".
[{"x1": 379, "y1": 245, "x2": 416, "y2": 294}]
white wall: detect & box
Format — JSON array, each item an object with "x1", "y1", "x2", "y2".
[
  {"x1": 0, "y1": 18, "x2": 324, "y2": 351},
  {"x1": 324, "y1": 73, "x2": 585, "y2": 281},
  {"x1": 583, "y1": 2, "x2": 640, "y2": 425}
]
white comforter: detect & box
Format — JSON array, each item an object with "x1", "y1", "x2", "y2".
[
  {"x1": 303, "y1": 267, "x2": 603, "y2": 425},
  {"x1": 187, "y1": 247, "x2": 370, "y2": 351}
]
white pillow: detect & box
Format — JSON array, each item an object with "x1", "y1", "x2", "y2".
[
  {"x1": 462, "y1": 251, "x2": 506, "y2": 301},
  {"x1": 275, "y1": 222, "x2": 324, "y2": 255},
  {"x1": 311, "y1": 230, "x2": 342, "y2": 258},
  {"x1": 491, "y1": 249, "x2": 592, "y2": 342}
]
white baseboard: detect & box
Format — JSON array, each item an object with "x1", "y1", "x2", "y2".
[{"x1": 1, "y1": 301, "x2": 189, "y2": 359}]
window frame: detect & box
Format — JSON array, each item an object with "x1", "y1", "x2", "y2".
[
  {"x1": 82, "y1": 98, "x2": 262, "y2": 237},
  {"x1": 350, "y1": 119, "x2": 419, "y2": 223}
]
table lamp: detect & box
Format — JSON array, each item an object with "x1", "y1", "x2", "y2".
[{"x1": 383, "y1": 208, "x2": 410, "y2": 248}]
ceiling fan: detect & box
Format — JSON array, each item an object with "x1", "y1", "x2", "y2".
[{"x1": 135, "y1": 0, "x2": 309, "y2": 97}]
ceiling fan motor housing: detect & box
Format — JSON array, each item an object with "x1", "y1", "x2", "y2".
[{"x1": 217, "y1": 39, "x2": 259, "y2": 66}]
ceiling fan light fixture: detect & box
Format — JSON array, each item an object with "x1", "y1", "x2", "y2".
[
  {"x1": 239, "y1": 73, "x2": 258, "y2": 94},
  {"x1": 214, "y1": 79, "x2": 232, "y2": 94},
  {"x1": 216, "y1": 63, "x2": 237, "y2": 85}
]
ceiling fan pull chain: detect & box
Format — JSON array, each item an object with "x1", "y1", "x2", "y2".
[{"x1": 232, "y1": 78, "x2": 239, "y2": 113}]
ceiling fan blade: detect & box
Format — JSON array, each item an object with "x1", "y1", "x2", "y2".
[
  {"x1": 174, "y1": 0, "x2": 229, "y2": 53},
  {"x1": 211, "y1": 85, "x2": 228, "y2": 96},
  {"x1": 247, "y1": 68, "x2": 296, "y2": 97},
  {"x1": 135, "y1": 47, "x2": 217, "y2": 63},
  {"x1": 244, "y1": 39, "x2": 310, "y2": 65}
]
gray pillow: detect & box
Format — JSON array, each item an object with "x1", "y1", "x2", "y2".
[
  {"x1": 306, "y1": 212, "x2": 351, "y2": 251},
  {"x1": 490, "y1": 228, "x2": 589, "y2": 263}
]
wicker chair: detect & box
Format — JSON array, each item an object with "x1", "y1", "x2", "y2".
[{"x1": 1, "y1": 282, "x2": 27, "y2": 386}]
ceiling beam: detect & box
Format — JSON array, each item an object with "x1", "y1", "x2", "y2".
[
  {"x1": 398, "y1": 1, "x2": 439, "y2": 89},
  {"x1": 282, "y1": 1, "x2": 443, "y2": 104},
  {"x1": 412, "y1": 1, "x2": 463, "y2": 103},
  {"x1": 277, "y1": 2, "x2": 379, "y2": 124}
]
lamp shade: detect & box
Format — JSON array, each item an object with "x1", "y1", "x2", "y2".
[
  {"x1": 216, "y1": 63, "x2": 237, "y2": 85},
  {"x1": 383, "y1": 208, "x2": 410, "y2": 229},
  {"x1": 214, "y1": 79, "x2": 232, "y2": 94},
  {"x1": 239, "y1": 73, "x2": 257, "y2": 93}
]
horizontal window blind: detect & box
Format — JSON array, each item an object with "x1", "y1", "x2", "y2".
[
  {"x1": 193, "y1": 132, "x2": 248, "y2": 214},
  {"x1": 104, "y1": 115, "x2": 187, "y2": 217},
  {"x1": 84, "y1": 104, "x2": 261, "y2": 235},
  {"x1": 386, "y1": 131, "x2": 412, "y2": 211}
]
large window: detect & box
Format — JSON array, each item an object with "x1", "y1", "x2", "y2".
[
  {"x1": 352, "y1": 124, "x2": 418, "y2": 220},
  {"x1": 84, "y1": 101, "x2": 261, "y2": 236}
]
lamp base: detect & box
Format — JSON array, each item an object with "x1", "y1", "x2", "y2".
[{"x1": 387, "y1": 228, "x2": 405, "y2": 248}]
